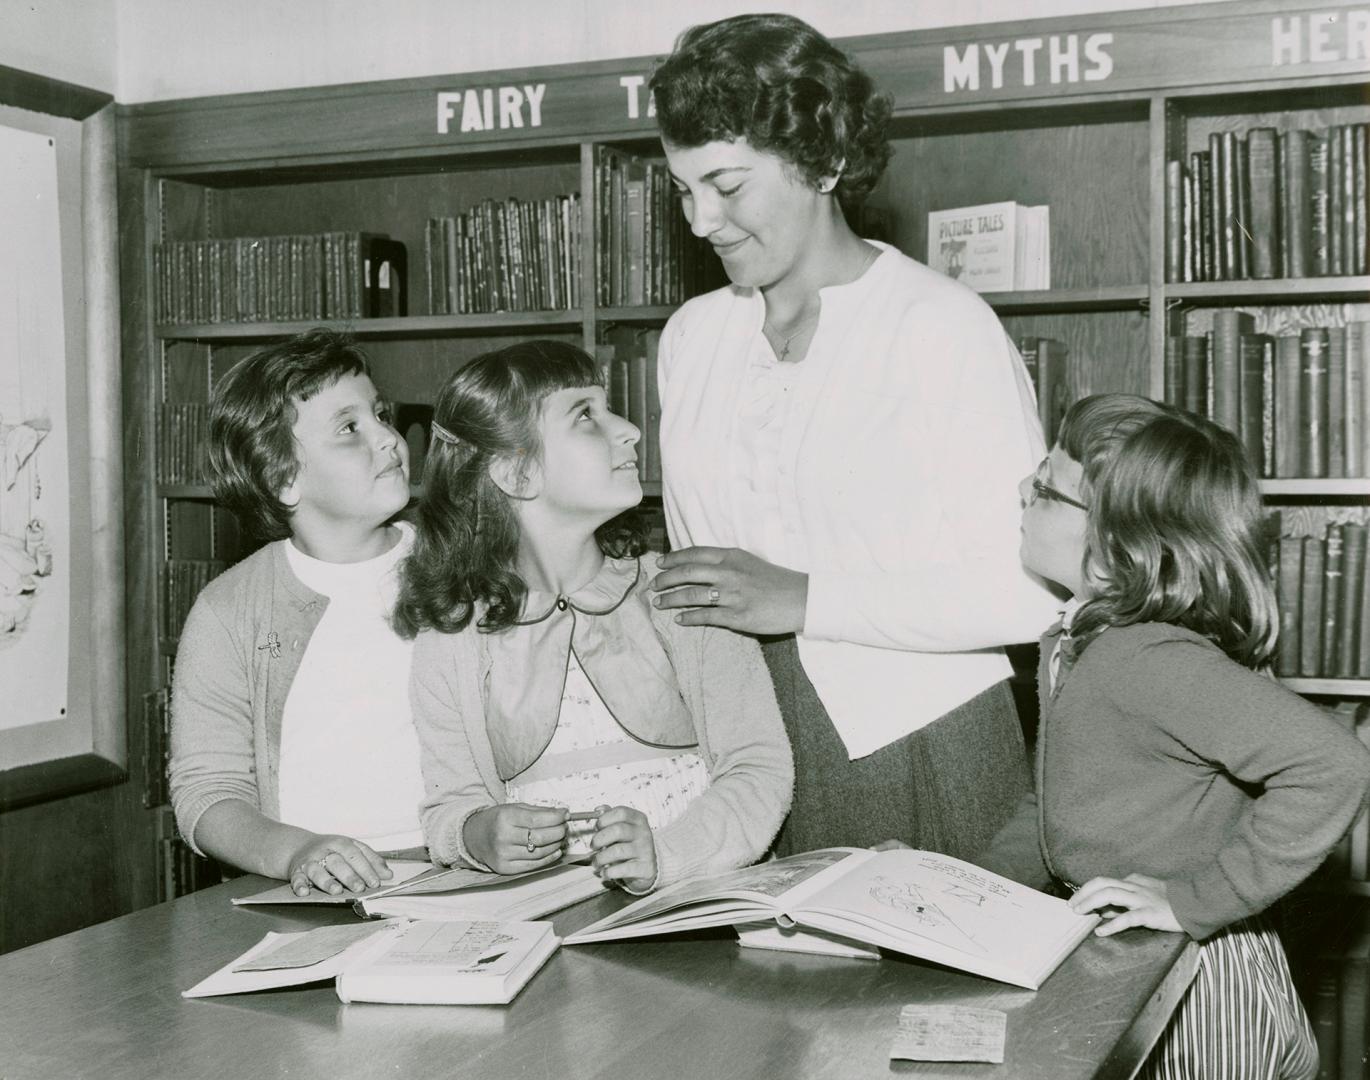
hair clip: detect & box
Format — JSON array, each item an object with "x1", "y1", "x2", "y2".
[{"x1": 431, "y1": 421, "x2": 462, "y2": 446}]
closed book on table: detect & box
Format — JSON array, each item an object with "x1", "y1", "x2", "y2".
[
  {"x1": 1300, "y1": 535, "x2": 1325, "y2": 677},
  {"x1": 336, "y1": 920, "x2": 558, "y2": 1005},
  {"x1": 1338, "y1": 524, "x2": 1368, "y2": 677},
  {"x1": 1323, "y1": 524, "x2": 1345, "y2": 677},
  {"x1": 1328, "y1": 326, "x2": 1349, "y2": 478},
  {"x1": 1212, "y1": 310, "x2": 1248, "y2": 435},
  {"x1": 1275, "y1": 335, "x2": 1303, "y2": 477},
  {"x1": 1246, "y1": 127, "x2": 1280, "y2": 279},
  {"x1": 1276, "y1": 536, "x2": 1304, "y2": 678},
  {"x1": 183, "y1": 919, "x2": 560, "y2": 1006},
  {"x1": 1302, "y1": 329, "x2": 1331, "y2": 478}
]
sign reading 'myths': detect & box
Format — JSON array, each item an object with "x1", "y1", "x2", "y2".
[{"x1": 943, "y1": 33, "x2": 1115, "y2": 93}]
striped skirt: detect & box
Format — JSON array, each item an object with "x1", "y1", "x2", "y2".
[
  {"x1": 760, "y1": 635, "x2": 1030, "y2": 859},
  {"x1": 1142, "y1": 916, "x2": 1318, "y2": 1080}
]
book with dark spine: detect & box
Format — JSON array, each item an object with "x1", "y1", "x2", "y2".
[
  {"x1": 1183, "y1": 335, "x2": 1209, "y2": 419},
  {"x1": 1274, "y1": 334, "x2": 1303, "y2": 477},
  {"x1": 1246, "y1": 128, "x2": 1279, "y2": 279},
  {"x1": 1213, "y1": 309, "x2": 1252, "y2": 439},
  {"x1": 1276, "y1": 535, "x2": 1303, "y2": 677},
  {"x1": 1301, "y1": 328, "x2": 1331, "y2": 478},
  {"x1": 1330, "y1": 126, "x2": 1346, "y2": 276},
  {"x1": 1323, "y1": 523, "x2": 1345, "y2": 677},
  {"x1": 1165, "y1": 159, "x2": 1183, "y2": 283},
  {"x1": 1338, "y1": 523, "x2": 1367, "y2": 677},
  {"x1": 1238, "y1": 332, "x2": 1270, "y2": 474},
  {"x1": 1299, "y1": 535, "x2": 1325, "y2": 677},
  {"x1": 1310, "y1": 133, "x2": 1331, "y2": 276},
  {"x1": 1327, "y1": 325, "x2": 1348, "y2": 478}
]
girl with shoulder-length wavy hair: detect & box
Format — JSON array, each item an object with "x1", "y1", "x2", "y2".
[
  {"x1": 1058, "y1": 394, "x2": 1277, "y2": 667},
  {"x1": 983, "y1": 393, "x2": 1370, "y2": 1080},
  {"x1": 396, "y1": 339, "x2": 791, "y2": 897}
]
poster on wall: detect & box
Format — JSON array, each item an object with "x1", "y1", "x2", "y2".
[{"x1": 0, "y1": 123, "x2": 70, "y2": 731}]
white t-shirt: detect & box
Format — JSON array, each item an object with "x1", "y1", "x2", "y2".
[{"x1": 277, "y1": 522, "x2": 423, "y2": 851}]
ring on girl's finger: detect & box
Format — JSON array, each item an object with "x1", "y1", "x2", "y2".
[
  {"x1": 525, "y1": 827, "x2": 536, "y2": 853},
  {"x1": 707, "y1": 587, "x2": 721, "y2": 606}
]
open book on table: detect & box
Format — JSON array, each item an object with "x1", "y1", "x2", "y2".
[
  {"x1": 565, "y1": 847, "x2": 1099, "y2": 990},
  {"x1": 234, "y1": 858, "x2": 605, "y2": 921},
  {"x1": 183, "y1": 918, "x2": 559, "y2": 1005}
]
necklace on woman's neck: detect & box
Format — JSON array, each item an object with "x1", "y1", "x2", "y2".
[{"x1": 764, "y1": 308, "x2": 821, "y2": 362}]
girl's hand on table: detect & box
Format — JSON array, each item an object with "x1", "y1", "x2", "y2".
[
  {"x1": 589, "y1": 806, "x2": 658, "y2": 893},
  {"x1": 1069, "y1": 873, "x2": 1182, "y2": 936},
  {"x1": 286, "y1": 835, "x2": 392, "y2": 896},
  {"x1": 464, "y1": 803, "x2": 569, "y2": 875},
  {"x1": 651, "y1": 547, "x2": 808, "y2": 635}
]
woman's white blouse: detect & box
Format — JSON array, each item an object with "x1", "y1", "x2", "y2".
[{"x1": 658, "y1": 242, "x2": 1060, "y2": 759}]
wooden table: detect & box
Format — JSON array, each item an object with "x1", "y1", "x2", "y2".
[{"x1": 0, "y1": 874, "x2": 1197, "y2": 1080}]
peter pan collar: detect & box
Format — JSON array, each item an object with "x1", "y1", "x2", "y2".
[{"x1": 514, "y1": 555, "x2": 641, "y2": 625}]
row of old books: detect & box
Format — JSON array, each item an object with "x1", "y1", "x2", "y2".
[
  {"x1": 142, "y1": 687, "x2": 170, "y2": 810},
  {"x1": 157, "y1": 809, "x2": 219, "y2": 902},
  {"x1": 161, "y1": 558, "x2": 227, "y2": 644},
  {"x1": 597, "y1": 327, "x2": 662, "y2": 484},
  {"x1": 156, "y1": 404, "x2": 209, "y2": 485},
  {"x1": 1163, "y1": 314, "x2": 1370, "y2": 478},
  {"x1": 1165, "y1": 124, "x2": 1369, "y2": 283},
  {"x1": 424, "y1": 194, "x2": 582, "y2": 315},
  {"x1": 594, "y1": 146, "x2": 726, "y2": 308},
  {"x1": 154, "y1": 233, "x2": 407, "y2": 325},
  {"x1": 1274, "y1": 522, "x2": 1370, "y2": 679}
]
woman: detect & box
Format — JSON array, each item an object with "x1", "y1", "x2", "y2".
[{"x1": 648, "y1": 14, "x2": 1060, "y2": 857}]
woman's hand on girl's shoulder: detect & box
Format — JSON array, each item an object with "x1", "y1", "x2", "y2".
[
  {"x1": 463, "y1": 803, "x2": 570, "y2": 875},
  {"x1": 650, "y1": 547, "x2": 808, "y2": 635},
  {"x1": 1068, "y1": 873, "x2": 1183, "y2": 936}
]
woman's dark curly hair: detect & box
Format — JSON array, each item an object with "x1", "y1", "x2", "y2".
[
  {"x1": 650, "y1": 13, "x2": 892, "y2": 217},
  {"x1": 393, "y1": 340, "x2": 645, "y2": 639}
]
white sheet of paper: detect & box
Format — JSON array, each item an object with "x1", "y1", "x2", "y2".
[{"x1": 889, "y1": 1005, "x2": 1007, "y2": 1063}]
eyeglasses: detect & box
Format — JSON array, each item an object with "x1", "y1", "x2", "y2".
[{"x1": 1029, "y1": 459, "x2": 1089, "y2": 511}]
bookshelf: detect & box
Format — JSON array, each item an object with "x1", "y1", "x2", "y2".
[{"x1": 117, "y1": 1, "x2": 1370, "y2": 916}]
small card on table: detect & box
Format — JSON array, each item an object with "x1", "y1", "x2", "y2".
[{"x1": 889, "y1": 1004, "x2": 1007, "y2": 1064}]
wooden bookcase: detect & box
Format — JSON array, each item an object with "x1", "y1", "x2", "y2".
[{"x1": 117, "y1": 0, "x2": 1369, "y2": 907}]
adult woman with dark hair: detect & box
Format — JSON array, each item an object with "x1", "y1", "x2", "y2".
[{"x1": 648, "y1": 14, "x2": 1060, "y2": 858}]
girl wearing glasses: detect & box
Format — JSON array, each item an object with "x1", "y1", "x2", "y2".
[{"x1": 982, "y1": 393, "x2": 1370, "y2": 1080}]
